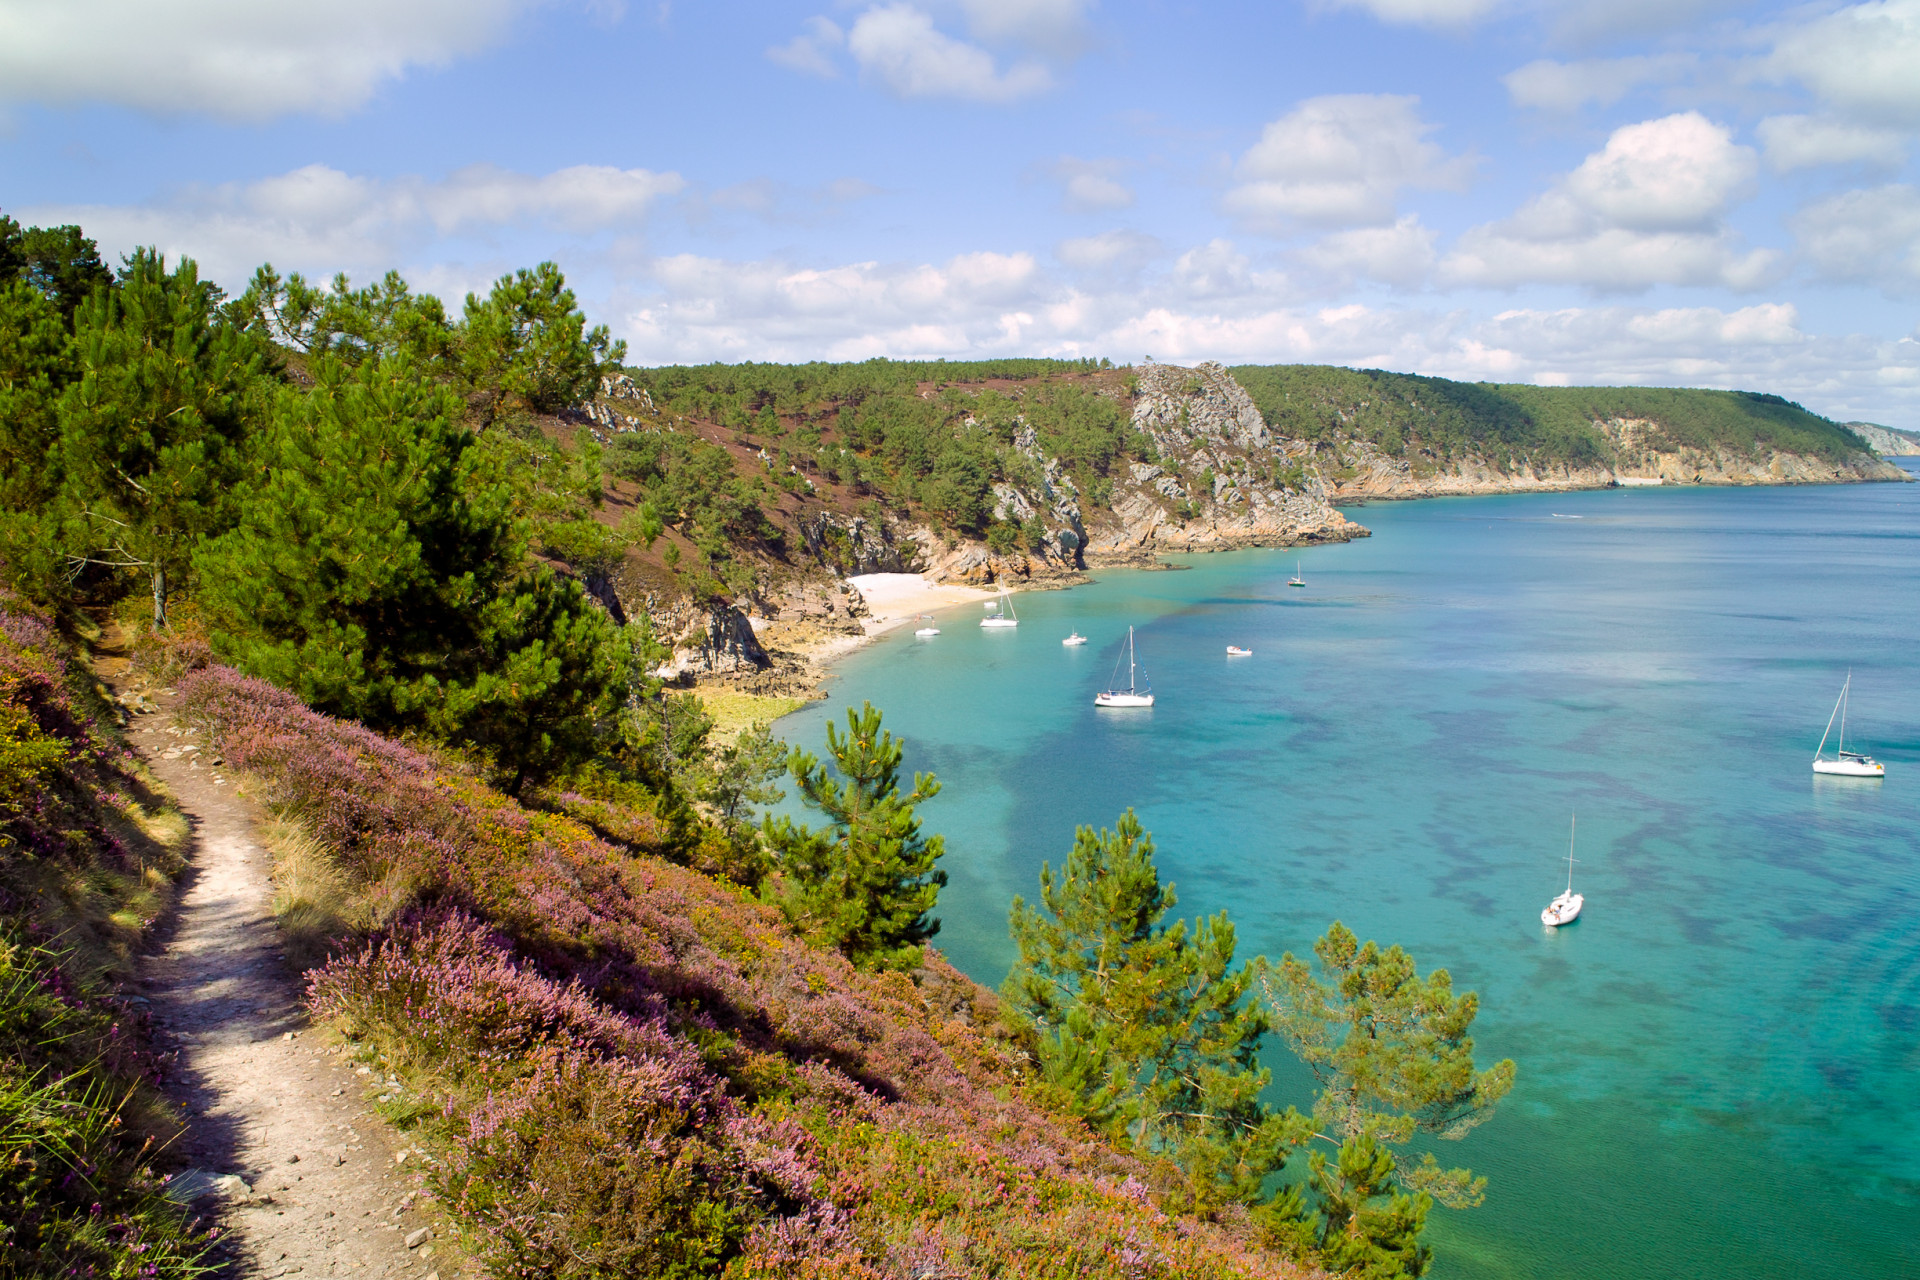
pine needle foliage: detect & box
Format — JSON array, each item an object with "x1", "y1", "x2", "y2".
[
  {"x1": 1004, "y1": 811, "x2": 1310, "y2": 1217},
  {"x1": 763, "y1": 702, "x2": 947, "y2": 972},
  {"x1": 56, "y1": 250, "x2": 264, "y2": 628},
  {"x1": 1256, "y1": 922, "x2": 1516, "y2": 1275},
  {"x1": 194, "y1": 353, "x2": 627, "y2": 794}
]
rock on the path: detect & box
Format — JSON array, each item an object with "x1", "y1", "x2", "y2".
[
  {"x1": 405, "y1": 1228, "x2": 431, "y2": 1249},
  {"x1": 163, "y1": 1170, "x2": 253, "y2": 1204}
]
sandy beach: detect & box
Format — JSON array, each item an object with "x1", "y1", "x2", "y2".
[{"x1": 847, "y1": 572, "x2": 1003, "y2": 635}]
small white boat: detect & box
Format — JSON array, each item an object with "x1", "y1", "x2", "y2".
[
  {"x1": 981, "y1": 589, "x2": 1019, "y2": 629},
  {"x1": 1063, "y1": 633, "x2": 1087, "y2": 646},
  {"x1": 1542, "y1": 814, "x2": 1584, "y2": 928},
  {"x1": 1226, "y1": 645, "x2": 1252, "y2": 657},
  {"x1": 1288, "y1": 560, "x2": 1305, "y2": 588},
  {"x1": 915, "y1": 627, "x2": 939, "y2": 637},
  {"x1": 1812, "y1": 672, "x2": 1883, "y2": 776},
  {"x1": 1095, "y1": 626, "x2": 1154, "y2": 708}
]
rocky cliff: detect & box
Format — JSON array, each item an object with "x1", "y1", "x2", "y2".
[
  {"x1": 1081, "y1": 361, "x2": 1369, "y2": 565},
  {"x1": 1845, "y1": 421, "x2": 1920, "y2": 457},
  {"x1": 1318, "y1": 419, "x2": 1905, "y2": 499}
]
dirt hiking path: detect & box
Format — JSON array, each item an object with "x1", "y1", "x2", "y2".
[{"x1": 103, "y1": 658, "x2": 459, "y2": 1280}]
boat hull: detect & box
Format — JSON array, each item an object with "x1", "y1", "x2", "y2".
[
  {"x1": 1226, "y1": 647, "x2": 1252, "y2": 656},
  {"x1": 1094, "y1": 692, "x2": 1154, "y2": 708},
  {"x1": 980, "y1": 619, "x2": 1018, "y2": 629},
  {"x1": 915, "y1": 628, "x2": 939, "y2": 637},
  {"x1": 1813, "y1": 758, "x2": 1883, "y2": 776},
  {"x1": 1542, "y1": 892, "x2": 1584, "y2": 927}
]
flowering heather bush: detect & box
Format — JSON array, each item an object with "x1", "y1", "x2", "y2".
[
  {"x1": 0, "y1": 600, "x2": 211, "y2": 1278},
  {"x1": 181, "y1": 661, "x2": 1324, "y2": 1279}
]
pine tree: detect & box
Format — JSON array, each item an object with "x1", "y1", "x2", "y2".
[
  {"x1": 1005, "y1": 811, "x2": 1309, "y2": 1215},
  {"x1": 458, "y1": 262, "x2": 625, "y2": 425},
  {"x1": 55, "y1": 251, "x2": 262, "y2": 628},
  {"x1": 0, "y1": 282, "x2": 76, "y2": 605},
  {"x1": 763, "y1": 702, "x2": 946, "y2": 971},
  {"x1": 195, "y1": 353, "x2": 624, "y2": 792},
  {"x1": 1257, "y1": 922, "x2": 1515, "y2": 1276}
]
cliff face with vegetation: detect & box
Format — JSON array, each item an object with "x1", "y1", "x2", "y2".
[
  {"x1": 573, "y1": 358, "x2": 1899, "y2": 631},
  {"x1": 1226, "y1": 365, "x2": 1906, "y2": 502}
]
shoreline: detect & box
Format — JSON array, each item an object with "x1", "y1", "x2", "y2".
[{"x1": 741, "y1": 461, "x2": 1920, "y2": 709}]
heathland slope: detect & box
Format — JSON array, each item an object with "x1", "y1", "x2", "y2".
[{"x1": 165, "y1": 655, "x2": 1322, "y2": 1280}]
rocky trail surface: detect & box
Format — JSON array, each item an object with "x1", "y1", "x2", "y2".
[{"x1": 100, "y1": 656, "x2": 460, "y2": 1280}]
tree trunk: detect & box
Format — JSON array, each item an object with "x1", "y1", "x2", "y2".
[{"x1": 151, "y1": 563, "x2": 168, "y2": 631}]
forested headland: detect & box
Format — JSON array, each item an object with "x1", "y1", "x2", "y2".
[{"x1": 0, "y1": 211, "x2": 1896, "y2": 1279}]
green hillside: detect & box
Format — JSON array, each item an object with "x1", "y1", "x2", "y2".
[{"x1": 1229, "y1": 365, "x2": 1871, "y2": 471}]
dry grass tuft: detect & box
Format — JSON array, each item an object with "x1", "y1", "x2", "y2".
[{"x1": 262, "y1": 814, "x2": 367, "y2": 973}]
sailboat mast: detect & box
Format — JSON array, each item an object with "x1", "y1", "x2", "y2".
[
  {"x1": 1567, "y1": 814, "x2": 1576, "y2": 895},
  {"x1": 1128, "y1": 627, "x2": 1136, "y2": 692},
  {"x1": 1839, "y1": 672, "x2": 1850, "y2": 753}
]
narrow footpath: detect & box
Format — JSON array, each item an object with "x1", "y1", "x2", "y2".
[{"x1": 105, "y1": 660, "x2": 458, "y2": 1280}]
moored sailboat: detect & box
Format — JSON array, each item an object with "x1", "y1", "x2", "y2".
[
  {"x1": 980, "y1": 589, "x2": 1019, "y2": 629},
  {"x1": 1542, "y1": 814, "x2": 1584, "y2": 927},
  {"x1": 1094, "y1": 627, "x2": 1154, "y2": 708},
  {"x1": 1812, "y1": 673, "x2": 1883, "y2": 777}
]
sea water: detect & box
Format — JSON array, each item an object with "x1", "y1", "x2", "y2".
[{"x1": 775, "y1": 462, "x2": 1920, "y2": 1280}]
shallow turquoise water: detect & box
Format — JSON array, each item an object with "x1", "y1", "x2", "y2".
[{"x1": 777, "y1": 465, "x2": 1920, "y2": 1280}]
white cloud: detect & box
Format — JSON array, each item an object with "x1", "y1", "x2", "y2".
[
  {"x1": 1049, "y1": 156, "x2": 1134, "y2": 212},
  {"x1": 1321, "y1": 0, "x2": 1500, "y2": 28},
  {"x1": 1303, "y1": 215, "x2": 1439, "y2": 288},
  {"x1": 845, "y1": 4, "x2": 1052, "y2": 102},
  {"x1": 19, "y1": 162, "x2": 683, "y2": 289},
  {"x1": 1757, "y1": 114, "x2": 1909, "y2": 172},
  {"x1": 957, "y1": 0, "x2": 1094, "y2": 56},
  {"x1": 1224, "y1": 94, "x2": 1473, "y2": 231},
  {"x1": 1762, "y1": 0, "x2": 1920, "y2": 128},
  {"x1": 604, "y1": 242, "x2": 1920, "y2": 421},
  {"x1": 1443, "y1": 113, "x2": 1775, "y2": 291},
  {"x1": 0, "y1": 0, "x2": 542, "y2": 119},
  {"x1": 1561, "y1": 112, "x2": 1756, "y2": 229},
  {"x1": 1791, "y1": 185, "x2": 1920, "y2": 293},
  {"x1": 623, "y1": 248, "x2": 1045, "y2": 361},
  {"x1": 1170, "y1": 239, "x2": 1264, "y2": 299},
  {"x1": 1502, "y1": 54, "x2": 1693, "y2": 112},
  {"x1": 766, "y1": 16, "x2": 844, "y2": 78},
  {"x1": 1056, "y1": 229, "x2": 1162, "y2": 273}
]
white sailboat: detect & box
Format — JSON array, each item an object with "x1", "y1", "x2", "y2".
[
  {"x1": 1094, "y1": 627, "x2": 1154, "y2": 707},
  {"x1": 1541, "y1": 814, "x2": 1584, "y2": 928},
  {"x1": 1062, "y1": 632, "x2": 1087, "y2": 646},
  {"x1": 1812, "y1": 672, "x2": 1883, "y2": 777},
  {"x1": 1288, "y1": 560, "x2": 1305, "y2": 588},
  {"x1": 980, "y1": 588, "x2": 1019, "y2": 629}
]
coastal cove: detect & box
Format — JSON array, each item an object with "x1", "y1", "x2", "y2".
[{"x1": 777, "y1": 464, "x2": 1920, "y2": 1280}]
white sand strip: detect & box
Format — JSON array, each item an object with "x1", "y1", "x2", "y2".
[{"x1": 847, "y1": 572, "x2": 1002, "y2": 635}]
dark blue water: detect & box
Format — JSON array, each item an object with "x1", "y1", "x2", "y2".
[{"x1": 778, "y1": 465, "x2": 1920, "y2": 1279}]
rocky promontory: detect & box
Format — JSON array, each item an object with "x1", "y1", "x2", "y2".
[{"x1": 1082, "y1": 361, "x2": 1370, "y2": 565}]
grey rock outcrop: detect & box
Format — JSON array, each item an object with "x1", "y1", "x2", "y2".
[
  {"x1": 1082, "y1": 361, "x2": 1366, "y2": 562},
  {"x1": 1844, "y1": 421, "x2": 1920, "y2": 457},
  {"x1": 799, "y1": 512, "x2": 921, "y2": 576},
  {"x1": 662, "y1": 603, "x2": 773, "y2": 678}
]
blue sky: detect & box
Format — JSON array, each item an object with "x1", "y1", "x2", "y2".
[{"x1": 5, "y1": 0, "x2": 1919, "y2": 423}]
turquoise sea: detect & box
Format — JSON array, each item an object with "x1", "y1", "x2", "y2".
[{"x1": 777, "y1": 463, "x2": 1920, "y2": 1280}]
